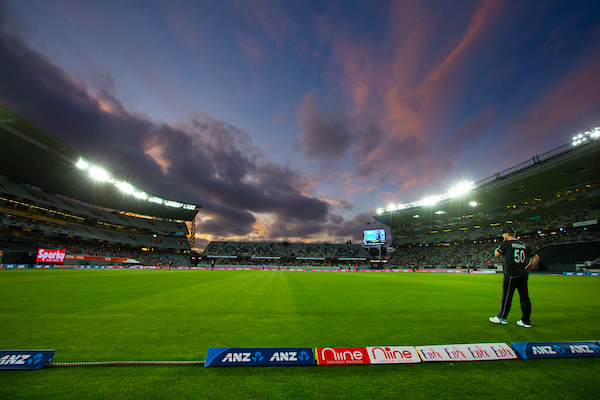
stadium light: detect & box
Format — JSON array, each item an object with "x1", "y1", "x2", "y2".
[
  {"x1": 434, "y1": 210, "x2": 446, "y2": 215},
  {"x1": 572, "y1": 128, "x2": 600, "y2": 146},
  {"x1": 74, "y1": 158, "x2": 197, "y2": 211},
  {"x1": 76, "y1": 158, "x2": 89, "y2": 170},
  {"x1": 469, "y1": 201, "x2": 478, "y2": 207},
  {"x1": 448, "y1": 182, "x2": 474, "y2": 198},
  {"x1": 376, "y1": 208, "x2": 384, "y2": 215},
  {"x1": 386, "y1": 204, "x2": 397, "y2": 212},
  {"x1": 420, "y1": 195, "x2": 443, "y2": 206},
  {"x1": 116, "y1": 181, "x2": 135, "y2": 194},
  {"x1": 148, "y1": 196, "x2": 163, "y2": 205},
  {"x1": 89, "y1": 166, "x2": 110, "y2": 182}
]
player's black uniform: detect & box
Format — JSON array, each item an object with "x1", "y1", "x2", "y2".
[{"x1": 495, "y1": 238, "x2": 537, "y2": 324}]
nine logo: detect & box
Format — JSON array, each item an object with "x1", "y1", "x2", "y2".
[
  {"x1": 316, "y1": 347, "x2": 370, "y2": 365},
  {"x1": 366, "y1": 346, "x2": 421, "y2": 364}
]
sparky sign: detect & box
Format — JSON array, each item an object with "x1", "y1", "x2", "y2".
[{"x1": 36, "y1": 248, "x2": 66, "y2": 264}]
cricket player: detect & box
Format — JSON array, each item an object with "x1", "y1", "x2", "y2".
[{"x1": 489, "y1": 226, "x2": 540, "y2": 328}]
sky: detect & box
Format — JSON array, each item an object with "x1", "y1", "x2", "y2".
[{"x1": 1, "y1": 0, "x2": 600, "y2": 250}]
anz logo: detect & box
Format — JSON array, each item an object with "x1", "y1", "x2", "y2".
[
  {"x1": 220, "y1": 350, "x2": 311, "y2": 364},
  {"x1": 221, "y1": 352, "x2": 253, "y2": 363},
  {"x1": 221, "y1": 351, "x2": 267, "y2": 363},
  {"x1": 0, "y1": 353, "x2": 44, "y2": 366},
  {"x1": 269, "y1": 351, "x2": 310, "y2": 362}
]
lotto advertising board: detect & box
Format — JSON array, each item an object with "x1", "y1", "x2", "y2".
[
  {"x1": 415, "y1": 343, "x2": 516, "y2": 362},
  {"x1": 0, "y1": 350, "x2": 55, "y2": 370},
  {"x1": 511, "y1": 341, "x2": 600, "y2": 360},
  {"x1": 205, "y1": 348, "x2": 314, "y2": 367}
]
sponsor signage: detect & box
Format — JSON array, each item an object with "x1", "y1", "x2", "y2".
[
  {"x1": 206, "y1": 255, "x2": 237, "y2": 259},
  {"x1": 366, "y1": 346, "x2": 421, "y2": 364},
  {"x1": 511, "y1": 341, "x2": 600, "y2": 360},
  {"x1": 251, "y1": 256, "x2": 281, "y2": 260},
  {"x1": 65, "y1": 255, "x2": 131, "y2": 262},
  {"x1": 0, "y1": 350, "x2": 54, "y2": 370},
  {"x1": 415, "y1": 343, "x2": 516, "y2": 362},
  {"x1": 36, "y1": 248, "x2": 66, "y2": 264},
  {"x1": 573, "y1": 219, "x2": 597, "y2": 227},
  {"x1": 316, "y1": 347, "x2": 370, "y2": 365},
  {"x1": 205, "y1": 348, "x2": 314, "y2": 367}
]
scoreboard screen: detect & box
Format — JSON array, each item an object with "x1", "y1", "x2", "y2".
[{"x1": 363, "y1": 229, "x2": 385, "y2": 246}]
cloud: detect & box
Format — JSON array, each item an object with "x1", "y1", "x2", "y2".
[
  {"x1": 441, "y1": 108, "x2": 497, "y2": 157},
  {"x1": 234, "y1": 0, "x2": 298, "y2": 49},
  {"x1": 0, "y1": 15, "x2": 332, "y2": 246},
  {"x1": 294, "y1": 0, "x2": 509, "y2": 196},
  {"x1": 296, "y1": 91, "x2": 355, "y2": 162}
]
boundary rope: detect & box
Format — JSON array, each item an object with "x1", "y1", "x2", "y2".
[{"x1": 48, "y1": 360, "x2": 205, "y2": 367}]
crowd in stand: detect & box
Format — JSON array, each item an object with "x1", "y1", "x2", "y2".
[
  {"x1": 203, "y1": 241, "x2": 370, "y2": 259},
  {"x1": 387, "y1": 227, "x2": 599, "y2": 269}
]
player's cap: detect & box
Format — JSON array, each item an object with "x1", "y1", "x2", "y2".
[{"x1": 500, "y1": 226, "x2": 516, "y2": 234}]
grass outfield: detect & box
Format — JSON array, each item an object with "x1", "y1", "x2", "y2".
[{"x1": 0, "y1": 269, "x2": 598, "y2": 399}]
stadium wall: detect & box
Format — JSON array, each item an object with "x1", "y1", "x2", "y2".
[{"x1": 536, "y1": 241, "x2": 600, "y2": 272}]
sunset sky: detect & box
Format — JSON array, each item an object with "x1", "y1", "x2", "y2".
[{"x1": 1, "y1": 0, "x2": 599, "y2": 249}]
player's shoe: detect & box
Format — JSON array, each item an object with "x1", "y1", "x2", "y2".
[
  {"x1": 489, "y1": 316, "x2": 508, "y2": 324},
  {"x1": 516, "y1": 320, "x2": 532, "y2": 328}
]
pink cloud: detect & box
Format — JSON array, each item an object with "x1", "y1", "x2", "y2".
[{"x1": 300, "y1": 0, "x2": 509, "y2": 197}]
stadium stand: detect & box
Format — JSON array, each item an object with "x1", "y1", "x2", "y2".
[
  {"x1": 201, "y1": 241, "x2": 371, "y2": 269},
  {"x1": 375, "y1": 136, "x2": 600, "y2": 273},
  {"x1": 0, "y1": 105, "x2": 200, "y2": 267}
]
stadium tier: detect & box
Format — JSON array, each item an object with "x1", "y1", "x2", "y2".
[
  {"x1": 374, "y1": 137, "x2": 600, "y2": 272},
  {"x1": 0, "y1": 105, "x2": 200, "y2": 267},
  {"x1": 200, "y1": 241, "x2": 371, "y2": 268}
]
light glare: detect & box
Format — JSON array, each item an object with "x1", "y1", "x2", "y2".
[
  {"x1": 421, "y1": 196, "x2": 441, "y2": 206},
  {"x1": 89, "y1": 166, "x2": 110, "y2": 181},
  {"x1": 116, "y1": 181, "x2": 135, "y2": 194},
  {"x1": 448, "y1": 182, "x2": 473, "y2": 198},
  {"x1": 76, "y1": 159, "x2": 89, "y2": 169}
]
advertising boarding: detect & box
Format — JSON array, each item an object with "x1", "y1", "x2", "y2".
[
  {"x1": 35, "y1": 248, "x2": 66, "y2": 264},
  {"x1": 205, "y1": 348, "x2": 314, "y2": 367},
  {"x1": 415, "y1": 343, "x2": 516, "y2": 362}
]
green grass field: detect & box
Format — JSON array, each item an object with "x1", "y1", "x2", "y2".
[{"x1": 1, "y1": 269, "x2": 598, "y2": 399}]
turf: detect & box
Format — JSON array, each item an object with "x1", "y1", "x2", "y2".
[{"x1": 0, "y1": 269, "x2": 598, "y2": 399}]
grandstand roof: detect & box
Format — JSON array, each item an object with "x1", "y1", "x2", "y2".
[
  {"x1": 0, "y1": 105, "x2": 200, "y2": 221},
  {"x1": 377, "y1": 140, "x2": 600, "y2": 230}
]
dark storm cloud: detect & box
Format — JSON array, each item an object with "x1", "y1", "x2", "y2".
[
  {"x1": 323, "y1": 211, "x2": 376, "y2": 243},
  {"x1": 0, "y1": 19, "x2": 330, "y2": 240},
  {"x1": 296, "y1": 92, "x2": 355, "y2": 162},
  {"x1": 296, "y1": 92, "x2": 428, "y2": 180}
]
